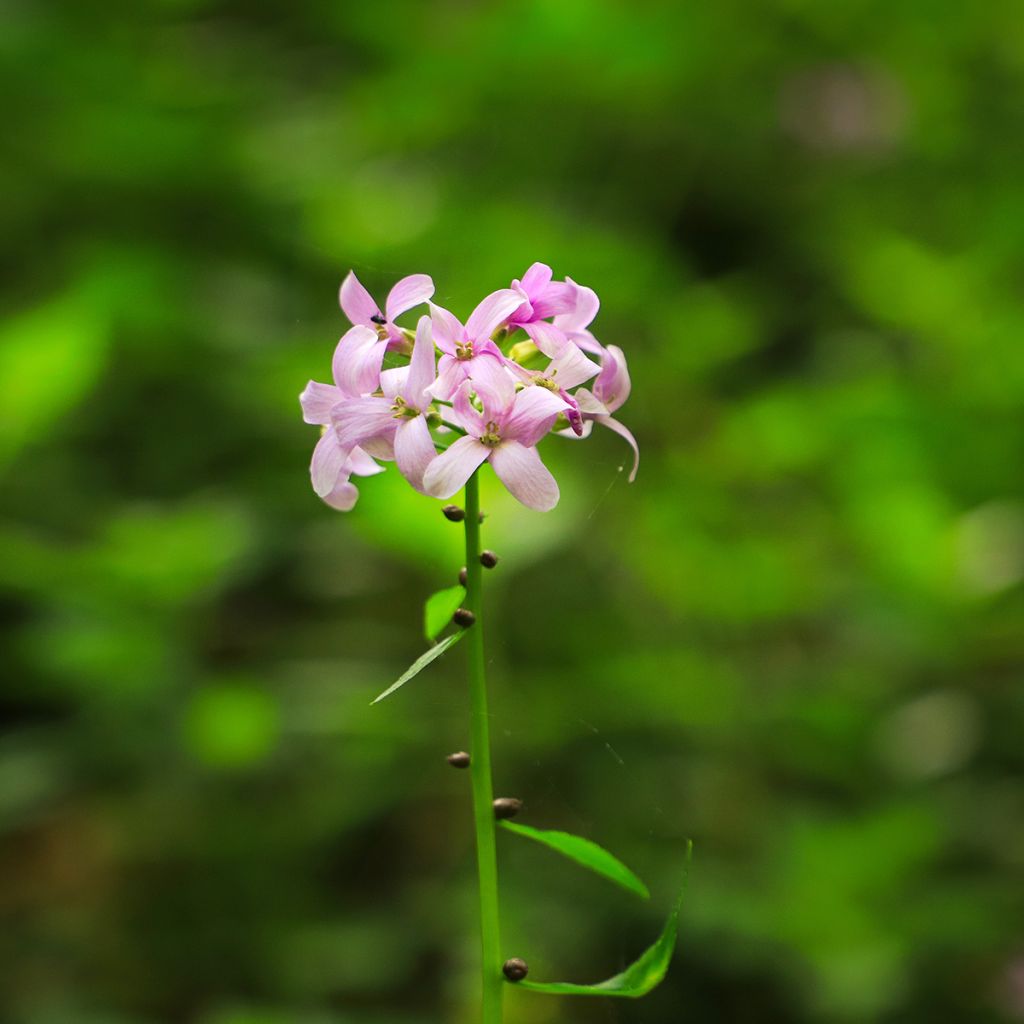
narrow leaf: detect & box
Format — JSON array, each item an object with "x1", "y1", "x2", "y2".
[
  {"x1": 370, "y1": 632, "x2": 463, "y2": 705},
  {"x1": 499, "y1": 821, "x2": 650, "y2": 900},
  {"x1": 424, "y1": 584, "x2": 466, "y2": 642},
  {"x1": 514, "y1": 841, "x2": 693, "y2": 999}
]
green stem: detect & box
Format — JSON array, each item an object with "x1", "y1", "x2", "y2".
[{"x1": 463, "y1": 471, "x2": 503, "y2": 1024}]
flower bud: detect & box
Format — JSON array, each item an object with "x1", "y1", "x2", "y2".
[
  {"x1": 446, "y1": 751, "x2": 471, "y2": 769},
  {"x1": 480, "y1": 550, "x2": 499, "y2": 569},
  {"x1": 458, "y1": 567, "x2": 468, "y2": 586},
  {"x1": 442, "y1": 504, "x2": 465, "y2": 522},
  {"x1": 503, "y1": 958, "x2": 529, "y2": 982},
  {"x1": 453, "y1": 608, "x2": 476, "y2": 627},
  {"x1": 492, "y1": 797, "x2": 523, "y2": 820}
]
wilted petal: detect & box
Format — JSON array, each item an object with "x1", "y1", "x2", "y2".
[
  {"x1": 597, "y1": 415, "x2": 640, "y2": 482},
  {"x1": 322, "y1": 479, "x2": 360, "y2": 511},
  {"x1": 465, "y1": 288, "x2": 523, "y2": 340},
  {"x1": 332, "y1": 397, "x2": 396, "y2": 455},
  {"x1": 339, "y1": 271, "x2": 382, "y2": 327},
  {"x1": 402, "y1": 315, "x2": 437, "y2": 407},
  {"x1": 394, "y1": 415, "x2": 437, "y2": 492},
  {"x1": 300, "y1": 380, "x2": 343, "y2": 424},
  {"x1": 310, "y1": 429, "x2": 346, "y2": 498},
  {"x1": 333, "y1": 325, "x2": 387, "y2": 396},
  {"x1": 594, "y1": 344, "x2": 631, "y2": 412},
  {"x1": 386, "y1": 274, "x2": 434, "y2": 322},
  {"x1": 430, "y1": 303, "x2": 464, "y2": 354},
  {"x1": 523, "y1": 320, "x2": 570, "y2": 358},
  {"x1": 423, "y1": 434, "x2": 490, "y2": 499},
  {"x1": 490, "y1": 441, "x2": 560, "y2": 511},
  {"x1": 502, "y1": 386, "x2": 568, "y2": 447}
]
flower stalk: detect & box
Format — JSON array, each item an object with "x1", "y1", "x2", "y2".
[{"x1": 463, "y1": 469, "x2": 503, "y2": 1024}]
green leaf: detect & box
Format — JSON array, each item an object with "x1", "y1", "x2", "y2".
[
  {"x1": 514, "y1": 841, "x2": 693, "y2": 999},
  {"x1": 370, "y1": 632, "x2": 464, "y2": 705},
  {"x1": 499, "y1": 821, "x2": 650, "y2": 900},
  {"x1": 424, "y1": 585, "x2": 466, "y2": 642}
]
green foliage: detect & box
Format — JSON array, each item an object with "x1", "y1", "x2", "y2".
[
  {"x1": 516, "y1": 842, "x2": 691, "y2": 999},
  {"x1": 499, "y1": 821, "x2": 650, "y2": 900},
  {"x1": 370, "y1": 632, "x2": 464, "y2": 705},
  {"x1": 423, "y1": 585, "x2": 465, "y2": 642}
]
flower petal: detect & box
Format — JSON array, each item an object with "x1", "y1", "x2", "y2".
[
  {"x1": 489, "y1": 441, "x2": 560, "y2": 511},
  {"x1": 467, "y1": 352, "x2": 516, "y2": 408},
  {"x1": 597, "y1": 415, "x2": 640, "y2": 482},
  {"x1": 332, "y1": 396, "x2": 396, "y2": 455},
  {"x1": 310, "y1": 429, "x2": 346, "y2": 498},
  {"x1": 430, "y1": 355, "x2": 466, "y2": 401},
  {"x1": 523, "y1": 320, "x2": 570, "y2": 358},
  {"x1": 322, "y1": 479, "x2": 360, "y2": 511},
  {"x1": 573, "y1": 387, "x2": 610, "y2": 416},
  {"x1": 502, "y1": 386, "x2": 568, "y2": 447},
  {"x1": 549, "y1": 344, "x2": 601, "y2": 390},
  {"x1": 402, "y1": 314, "x2": 437, "y2": 407},
  {"x1": 594, "y1": 344, "x2": 631, "y2": 412},
  {"x1": 347, "y1": 445, "x2": 385, "y2": 477},
  {"x1": 380, "y1": 366, "x2": 406, "y2": 402},
  {"x1": 555, "y1": 277, "x2": 600, "y2": 333},
  {"x1": 394, "y1": 415, "x2": 437, "y2": 492},
  {"x1": 339, "y1": 271, "x2": 381, "y2": 327},
  {"x1": 423, "y1": 434, "x2": 490, "y2": 499},
  {"x1": 385, "y1": 274, "x2": 434, "y2": 322},
  {"x1": 300, "y1": 380, "x2": 344, "y2": 424},
  {"x1": 332, "y1": 325, "x2": 387, "y2": 397},
  {"x1": 429, "y1": 303, "x2": 464, "y2": 354},
  {"x1": 452, "y1": 380, "x2": 485, "y2": 436},
  {"x1": 465, "y1": 288, "x2": 523, "y2": 341},
  {"x1": 519, "y1": 262, "x2": 553, "y2": 298}
]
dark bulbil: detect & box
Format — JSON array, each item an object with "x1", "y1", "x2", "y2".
[
  {"x1": 458, "y1": 567, "x2": 468, "y2": 586},
  {"x1": 502, "y1": 958, "x2": 529, "y2": 982},
  {"x1": 453, "y1": 607, "x2": 476, "y2": 627},
  {"x1": 492, "y1": 797, "x2": 523, "y2": 820},
  {"x1": 442, "y1": 504, "x2": 465, "y2": 522},
  {"x1": 480, "y1": 550, "x2": 499, "y2": 568},
  {"x1": 446, "y1": 751, "x2": 471, "y2": 768}
]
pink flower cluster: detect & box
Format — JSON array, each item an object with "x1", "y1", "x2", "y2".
[{"x1": 300, "y1": 264, "x2": 638, "y2": 513}]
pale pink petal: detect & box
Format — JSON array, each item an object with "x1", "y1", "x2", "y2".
[
  {"x1": 528, "y1": 283, "x2": 575, "y2": 319},
  {"x1": 310, "y1": 430, "x2": 346, "y2": 498},
  {"x1": 385, "y1": 274, "x2": 434, "y2": 322},
  {"x1": 429, "y1": 356, "x2": 466, "y2": 401},
  {"x1": 523, "y1": 320, "x2": 570, "y2": 358},
  {"x1": 380, "y1": 366, "x2": 407, "y2": 401},
  {"x1": 429, "y1": 303, "x2": 464, "y2": 354},
  {"x1": 300, "y1": 380, "x2": 343, "y2": 424},
  {"x1": 489, "y1": 441, "x2": 560, "y2": 512},
  {"x1": 519, "y1": 262, "x2": 553, "y2": 298},
  {"x1": 465, "y1": 288, "x2": 523, "y2": 341},
  {"x1": 332, "y1": 325, "x2": 386, "y2": 396},
  {"x1": 347, "y1": 446, "x2": 385, "y2": 477},
  {"x1": 394, "y1": 415, "x2": 437, "y2": 492},
  {"x1": 422, "y1": 434, "x2": 490, "y2": 499},
  {"x1": 502, "y1": 386, "x2": 568, "y2": 446},
  {"x1": 594, "y1": 344, "x2": 631, "y2": 412},
  {"x1": 555, "y1": 277, "x2": 600, "y2": 332},
  {"x1": 597, "y1": 415, "x2": 640, "y2": 482},
  {"x1": 339, "y1": 271, "x2": 381, "y2": 327},
  {"x1": 402, "y1": 315, "x2": 436, "y2": 407},
  {"x1": 452, "y1": 380, "x2": 486, "y2": 435},
  {"x1": 361, "y1": 435, "x2": 395, "y2": 461},
  {"x1": 573, "y1": 387, "x2": 610, "y2": 416},
  {"x1": 332, "y1": 397, "x2": 396, "y2": 455},
  {"x1": 548, "y1": 345, "x2": 601, "y2": 390},
  {"x1": 322, "y1": 479, "x2": 360, "y2": 511},
  {"x1": 566, "y1": 328, "x2": 604, "y2": 355},
  {"x1": 466, "y1": 353, "x2": 516, "y2": 408}
]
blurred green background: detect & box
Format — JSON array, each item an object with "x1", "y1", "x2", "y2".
[{"x1": 3, "y1": 1, "x2": 1024, "y2": 1022}]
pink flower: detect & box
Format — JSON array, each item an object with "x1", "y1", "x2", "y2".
[
  {"x1": 309, "y1": 436, "x2": 384, "y2": 511},
  {"x1": 553, "y1": 277, "x2": 603, "y2": 355},
  {"x1": 331, "y1": 316, "x2": 439, "y2": 492},
  {"x1": 506, "y1": 342, "x2": 601, "y2": 436},
  {"x1": 508, "y1": 262, "x2": 575, "y2": 328},
  {"x1": 429, "y1": 289, "x2": 523, "y2": 399},
  {"x1": 571, "y1": 344, "x2": 639, "y2": 481},
  {"x1": 332, "y1": 271, "x2": 434, "y2": 398},
  {"x1": 423, "y1": 376, "x2": 567, "y2": 511}
]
